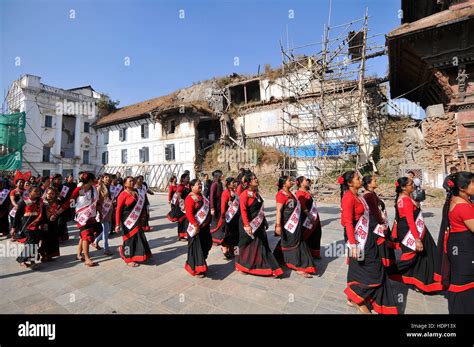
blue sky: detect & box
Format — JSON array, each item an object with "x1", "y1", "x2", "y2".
[{"x1": 1, "y1": 0, "x2": 420, "y2": 115}]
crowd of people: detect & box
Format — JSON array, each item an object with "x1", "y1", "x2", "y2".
[{"x1": 1, "y1": 167, "x2": 472, "y2": 314}]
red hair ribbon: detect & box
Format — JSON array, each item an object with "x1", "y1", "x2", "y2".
[
  {"x1": 337, "y1": 176, "x2": 344, "y2": 185},
  {"x1": 395, "y1": 181, "x2": 399, "y2": 187}
]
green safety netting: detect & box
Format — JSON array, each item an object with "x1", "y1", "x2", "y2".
[{"x1": 0, "y1": 112, "x2": 26, "y2": 171}]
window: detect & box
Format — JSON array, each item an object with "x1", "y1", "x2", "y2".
[
  {"x1": 141, "y1": 123, "x2": 149, "y2": 138},
  {"x1": 139, "y1": 147, "x2": 149, "y2": 163},
  {"x1": 103, "y1": 130, "x2": 109, "y2": 145},
  {"x1": 119, "y1": 128, "x2": 127, "y2": 142},
  {"x1": 42, "y1": 170, "x2": 51, "y2": 178},
  {"x1": 84, "y1": 122, "x2": 90, "y2": 133},
  {"x1": 44, "y1": 115, "x2": 53, "y2": 128},
  {"x1": 121, "y1": 149, "x2": 128, "y2": 164},
  {"x1": 165, "y1": 144, "x2": 175, "y2": 161},
  {"x1": 229, "y1": 80, "x2": 261, "y2": 105},
  {"x1": 102, "y1": 151, "x2": 109, "y2": 165},
  {"x1": 170, "y1": 120, "x2": 176, "y2": 134},
  {"x1": 43, "y1": 146, "x2": 50, "y2": 162},
  {"x1": 83, "y1": 150, "x2": 90, "y2": 164}
]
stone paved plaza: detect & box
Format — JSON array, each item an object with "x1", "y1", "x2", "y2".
[{"x1": 0, "y1": 194, "x2": 448, "y2": 314}]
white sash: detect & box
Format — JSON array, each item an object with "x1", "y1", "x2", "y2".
[
  {"x1": 59, "y1": 185, "x2": 69, "y2": 199},
  {"x1": 352, "y1": 196, "x2": 370, "y2": 251},
  {"x1": 284, "y1": 200, "x2": 301, "y2": 234},
  {"x1": 101, "y1": 197, "x2": 113, "y2": 217},
  {"x1": 302, "y1": 199, "x2": 319, "y2": 230},
  {"x1": 123, "y1": 189, "x2": 146, "y2": 230},
  {"x1": 171, "y1": 192, "x2": 178, "y2": 205},
  {"x1": 401, "y1": 213, "x2": 425, "y2": 251},
  {"x1": 0, "y1": 189, "x2": 9, "y2": 205},
  {"x1": 187, "y1": 197, "x2": 210, "y2": 237},
  {"x1": 249, "y1": 206, "x2": 265, "y2": 233},
  {"x1": 74, "y1": 187, "x2": 98, "y2": 227},
  {"x1": 111, "y1": 184, "x2": 122, "y2": 200},
  {"x1": 225, "y1": 194, "x2": 240, "y2": 223}
]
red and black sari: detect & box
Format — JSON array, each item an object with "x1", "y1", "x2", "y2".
[
  {"x1": 438, "y1": 201, "x2": 474, "y2": 314},
  {"x1": 40, "y1": 197, "x2": 60, "y2": 259},
  {"x1": 341, "y1": 190, "x2": 398, "y2": 314},
  {"x1": 295, "y1": 189, "x2": 322, "y2": 258},
  {"x1": 363, "y1": 191, "x2": 396, "y2": 274},
  {"x1": 55, "y1": 183, "x2": 75, "y2": 242},
  {"x1": 211, "y1": 188, "x2": 240, "y2": 249},
  {"x1": 236, "y1": 190, "x2": 283, "y2": 277},
  {"x1": 167, "y1": 183, "x2": 190, "y2": 240},
  {"x1": 116, "y1": 189, "x2": 152, "y2": 264},
  {"x1": 183, "y1": 192, "x2": 212, "y2": 276},
  {"x1": 390, "y1": 196, "x2": 442, "y2": 293},
  {"x1": 209, "y1": 180, "x2": 224, "y2": 244},
  {"x1": 15, "y1": 198, "x2": 43, "y2": 264},
  {"x1": 273, "y1": 190, "x2": 316, "y2": 274}
]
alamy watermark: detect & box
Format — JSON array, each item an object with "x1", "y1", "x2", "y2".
[{"x1": 217, "y1": 147, "x2": 258, "y2": 165}]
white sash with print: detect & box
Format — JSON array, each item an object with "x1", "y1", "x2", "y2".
[
  {"x1": 284, "y1": 200, "x2": 301, "y2": 234},
  {"x1": 302, "y1": 199, "x2": 319, "y2": 230},
  {"x1": 75, "y1": 187, "x2": 98, "y2": 227},
  {"x1": 401, "y1": 213, "x2": 425, "y2": 251},
  {"x1": 171, "y1": 192, "x2": 178, "y2": 205},
  {"x1": 111, "y1": 184, "x2": 122, "y2": 200},
  {"x1": 123, "y1": 189, "x2": 146, "y2": 230},
  {"x1": 352, "y1": 196, "x2": 370, "y2": 251},
  {"x1": 0, "y1": 189, "x2": 9, "y2": 205},
  {"x1": 187, "y1": 197, "x2": 210, "y2": 237},
  {"x1": 59, "y1": 185, "x2": 69, "y2": 199},
  {"x1": 249, "y1": 206, "x2": 265, "y2": 233},
  {"x1": 225, "y1": 194, "x2": 240, "y2": 223},
  {"x1": 101, "y1": 197, "x2": 113, "y2": 217}
]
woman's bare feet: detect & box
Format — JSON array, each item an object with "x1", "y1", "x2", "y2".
[
  {"x1": 357, "y1": 304, "x2": 371, "y2": 314},
  {"x1": 127, "y1": 262, "x2": 139, "y2": 267},
  {"x1": 297, "y1": 271, "x2": 313, "y2": 278}
]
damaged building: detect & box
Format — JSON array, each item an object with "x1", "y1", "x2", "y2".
[
  {"x1": 94, "y1": 80, "x2": 220, "y2": 189},
  {"x1": 387, "y1": 0, "x2": 474, "y2": 188}
]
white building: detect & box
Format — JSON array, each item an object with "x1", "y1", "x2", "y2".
[
  {"x1": 94, "y1": 80, "x2": 219, "y2": 189},
  {"x1": 6, "y1": 75, "x2": 106, "y2": 178}
]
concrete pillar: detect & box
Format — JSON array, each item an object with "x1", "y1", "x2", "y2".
[
  {"x1": 74, "y1": 115, "x2": 81, "y2": 159},
  {"x1": 54, "y1": 114, "x2": 63, "y2": 174}
]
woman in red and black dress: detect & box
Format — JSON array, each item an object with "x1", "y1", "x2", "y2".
[
  {"x1": 390, "y1": 176, "x2": 442, "y2": 293},
  {"x1": 340, "y1": 171, "x2": 398, "y2": 314},
  {"x1": 183, "y1": 179, "x2": 212, "y2": 277},
  {"x1": 209, "y1": 170, "x2": 224, "y2": 245},
  {"x1": 167, "y1": 176, "x2": 178, "y2": 204},
  {"x1": 135, "y1": 175, "x2": 152, "y2": 232},
  {"x1": 39, "y1": 187, "x2": 60, "y2": 261},
  {"x1": 211, "y1": 177, "x2": 240, "y2": 259},
  {"x1": 167, "y1": 173, "x2": 190, "y2": 241},
  {"x1": 295, "y1": 176, "x2": 322, "y2": 259},
  {"x1": 438, "y1": 172, "x2": 474, "y2": 314},
  {"x1": 13, "y1": 186, "x2": 43, "y2": 270},
  {"x1": 236, "y1": 172, "x2": 283, "y2": 277},
  {"x1": 0, "y1": 178, "x2": 11, "y2": 238},
  {"x1": 58, "y1": 172, "x2": 102, "y2": 267},
  {"x1": 274, "y1": 176, "x2": 316, "y2": 278},
  {"x1": 52, "y1": 174, "x2": 74, "y2": 242},
  {"x1": 362, "y1": 175, "x2": 396, "y2": 274},
  {"x1": 115, "y1": 176, "x2": 152, "y2": 267}
]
